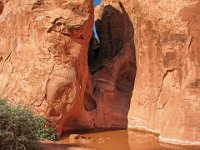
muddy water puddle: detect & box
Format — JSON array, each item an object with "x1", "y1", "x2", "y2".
[{"x1": 59, "y1": 129, "x2": 200, "y2": 150}]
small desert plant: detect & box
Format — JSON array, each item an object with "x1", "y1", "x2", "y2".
[
  {"x1": 34, "y1": 116, "x2": 59, "y2": 141},
  {"x1": 0, "y1": 99, "x2": 58, "y2": 150}
]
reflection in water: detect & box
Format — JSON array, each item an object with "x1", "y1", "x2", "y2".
[
  {"x1": 69, "y1": 129, "x2": 200, "y2": 150},
  {"x1": 128, "y1": 130, "x2": 160, "y2": 150},
  {"x1": 128, "y1": 130, "x2": 200, "y2": 150},
  {"x1": 128, "y1": 130, "x2": 182, "y2": 150}
]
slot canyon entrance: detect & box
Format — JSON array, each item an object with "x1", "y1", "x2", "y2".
[{"x1": 85, "y1": 1, "x2": 136, "y2": 129}]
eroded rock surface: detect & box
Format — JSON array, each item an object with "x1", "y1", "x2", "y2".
[
  {"x1": 0, "y1": 0, "x2": 93, "y2": 132},
  {"x1": 127, "y1": 0, "x2": 200, "y2": 144},
  {"x1": 93, "y1": 0, "x2": 200, "y2": 145},
  {"x1": 85, "y1": 1, "x2": 136, "y2": 129},
  {"x1": 1, "y1": 0, "x2": 200, "y2": 145}
]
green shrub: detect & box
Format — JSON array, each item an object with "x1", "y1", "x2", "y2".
[
  {"x1": 34, "y1": 116, "x2": 59, "y2": 141},
  {"x1": 0, "y1": 99, "x2": 58, "y2": 150}
]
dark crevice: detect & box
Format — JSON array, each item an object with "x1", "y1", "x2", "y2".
[
  {"x1": 88, "y1": 33, "x2": 102, "y2": 74},
  {"x1": 88, "y1": 4, "x2": 125, "y2": 74},
  {"x1": 84, "y1": 92, "x2": 97, "y2": 111},
  {"x1": 0, "y1": 1, "x2": 4, "y2": 15},
  {"x1": 86, "y1": 1, "x2": 137, "y2": 128},
  {"x1": 88, "y1": 36, "x2": 104, "y2": 74}
]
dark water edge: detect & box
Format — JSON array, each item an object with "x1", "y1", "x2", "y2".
[{"x1": 58, "y1": 129, "x2": 200, "y2": 150}]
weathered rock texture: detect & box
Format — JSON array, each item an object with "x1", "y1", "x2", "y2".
[
  {"x1": 127, "y1": 0, "x2": 200, "y2": 145},
  {"x1": 0, "y1": 0, "x2": 93, "y2": 132},
  {"x1": 1, "y1": 0, "x2": 200, "y2": 144},
  {"x1": 95, "y1": 0, "x2": 200, "y2": 145},
  {"x1": 84, "y1": 0, "x2": 136, "y2": 128}
]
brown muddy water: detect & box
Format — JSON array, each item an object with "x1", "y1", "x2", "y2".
[{"x1": 45, "y1": 129, "x2": 200, "y2": 150}]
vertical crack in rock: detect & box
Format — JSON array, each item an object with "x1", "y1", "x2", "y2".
[
  {"x1": 157, "y1": 68, "x2": 177, "y2": 109},
  {"x1": 159, "y1": 68, "x2": 177, "y2": 98},
  {"x1": 0, "y1": 39, "x2": 18, "y2": 72}
]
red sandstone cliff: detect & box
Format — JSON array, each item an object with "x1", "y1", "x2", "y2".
[
  {"x1": 95, "y1": 0, "x2": 200, "y2": 145},
  {"x1": 126, "y1": 0, "x2": 200, "y2": 145},
  {"x1": 84, "y1": 0, "x2": 136, "y2": 129},
  {"x1": 1, "y1": 0, "x2": 200, "y2": 145},
  {"x1": 0, "y1": 0, "x2": 93, "y2": 132}
]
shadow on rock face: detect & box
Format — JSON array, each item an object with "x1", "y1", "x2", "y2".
[
  {"x1": 58, "y1": 1, "x2": 136, "y2": 132},
  {"x1": 89, "y1": 2, "x2": 132, "y2": 74},
  {"x1": 84, "y1": 92, "x2": 97, "y2": 111},
  {"x1": 0, "y1": 1, "x2": 4, "y2": 15},
  {"x1": 85, "y1": 1, "x2": 137, "y2": 129}
]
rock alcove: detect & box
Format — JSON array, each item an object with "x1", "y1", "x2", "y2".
[
  {"x1": 85, "y1": 1, "x2": 137, "y2": 129},
  {"x1": 1, "y1": 0, "x2": 200, "y2": 144}
]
